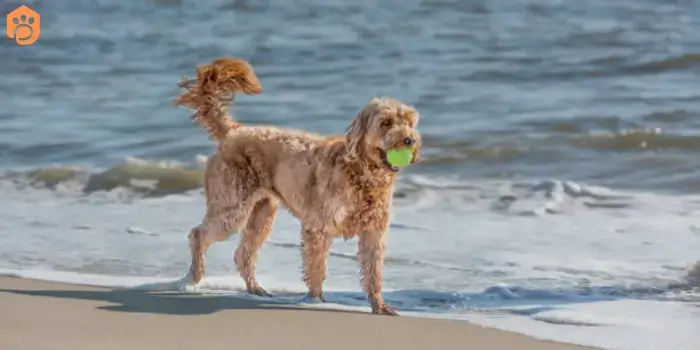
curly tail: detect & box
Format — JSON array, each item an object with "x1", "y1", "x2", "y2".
[{"x1": 174, "y1": 58, "x2": 262, "y2": 141}]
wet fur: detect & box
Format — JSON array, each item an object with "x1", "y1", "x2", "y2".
[{"x1": 174, "y1": 58, "x2": 421, "y2": 315}]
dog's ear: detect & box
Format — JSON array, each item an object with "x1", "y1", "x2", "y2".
[
  {"x1": 345, "y1": 102, "x2": 376, "y2": 161},
  {"x1": 399, "y1": 106, "x2": 421, "y2": 164},
  {"x1": 411, "y1": 133, "x2": 421, "y2": 164},
  {"x1": 411, "y1": 147, "x2": 421, "y2": 164}
]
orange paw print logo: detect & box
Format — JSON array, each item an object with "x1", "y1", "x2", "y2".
[{"x1": 6, "y1": 5, "x2": 40, "y2": 46}]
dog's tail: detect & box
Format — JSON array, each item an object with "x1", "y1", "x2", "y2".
[{"x1": 174, "y1": 58, "x2": 262, "y2": 141}]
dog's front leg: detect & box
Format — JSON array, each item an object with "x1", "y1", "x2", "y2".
[
  {"x1": 358, "y1": 232, "x2": 398, "y2": 316},
  {"x1": 301, "y1": 227, "x2": 332, "y2": 301}
]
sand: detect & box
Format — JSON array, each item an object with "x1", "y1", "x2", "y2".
[{"x1": 0, "y1": 276, "x2": 598, "y2": 350}]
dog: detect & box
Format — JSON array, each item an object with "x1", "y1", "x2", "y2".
[{"x1": 174, "y1": 57, "x2": 421, "y2": 315}]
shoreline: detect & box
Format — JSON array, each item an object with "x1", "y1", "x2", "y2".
[{"x1": 0, "y1": 275, "x2": 599, "y2": 350}]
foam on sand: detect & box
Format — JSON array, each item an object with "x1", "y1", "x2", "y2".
[{"x1": 461, "y1": 299, "x2": 700, "y2": 350}]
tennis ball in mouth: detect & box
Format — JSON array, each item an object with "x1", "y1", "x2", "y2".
[{"x1": 386, "y1": 148, "x2": 413, "y2": 168}]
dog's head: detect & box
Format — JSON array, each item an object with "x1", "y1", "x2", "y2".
[{"x1": 345, "y1": 97, "x2": 421, "y2": 172}]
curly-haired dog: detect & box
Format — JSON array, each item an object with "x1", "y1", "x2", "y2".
[{"x1": 174, "y1": 57, "x2": 421, "y2": 316}]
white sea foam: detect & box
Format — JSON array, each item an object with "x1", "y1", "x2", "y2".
[
  {"x1": 459, "y1": 300, "x2": 700, "y2": 350},
  {"x1": 1, "y1": 172, "x2": 699, "y2": 350}
]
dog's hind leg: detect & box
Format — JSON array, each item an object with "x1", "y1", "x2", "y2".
[
  {"x1": 234, "y1": 196, "x2": 278, "y2": 296},
  {"x1": 188, "y1": 198, "x2": 257, "y2": 285},
  {"x1": 188, "y1": 154, "x2": 260, "y2": 285},
  {"x1": 188, "y1": 225, "x2": 207, "y2": 284},
  {"x1": 301, "y1": 226, "x2": 333, "y2": 301}
]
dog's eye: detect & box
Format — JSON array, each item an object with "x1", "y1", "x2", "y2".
[{"x1": 381, "y1": 120, "x2": 392, "y2": 128}]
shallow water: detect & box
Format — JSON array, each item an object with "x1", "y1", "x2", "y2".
[{"x1": 2, "y1": 1, "x2": 700, "y2": 349}]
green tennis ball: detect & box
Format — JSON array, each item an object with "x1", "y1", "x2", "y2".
[{"x1": 386, "y1": 148, "x2": 413, "y2": 168}]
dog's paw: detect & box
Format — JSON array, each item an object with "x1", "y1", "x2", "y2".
[
  {"x1": 247, "y1": 285, "x2": 273, "y2": 297},
  {"x1": 371, "y1": 304, "x2": 399, "y2": 316},
  {"x1": 187, "y1": 265, "x2": 205, "y2": 285},
  {"x1": 301, "y1": 292, "x2": 326, "y2": 303},
  {"x1": 177, "y1": 272, "x2": 200, "y2": 292}
]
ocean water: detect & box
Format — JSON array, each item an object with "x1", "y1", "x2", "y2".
[{"x1": 2, "y1": 0, "x2": 700, "y2": 349}]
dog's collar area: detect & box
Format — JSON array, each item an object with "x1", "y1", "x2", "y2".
[{"x1": 379, "y1": 149, "x2": 399, "y2": 173}]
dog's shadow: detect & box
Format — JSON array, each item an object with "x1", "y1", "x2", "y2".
[{"x1": 0, "y1": 285, "x2": 364, "y2": 316}]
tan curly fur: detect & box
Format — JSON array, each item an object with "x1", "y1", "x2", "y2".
[{"x1": 174, "y1": 57, "x2": 421, "y2": 316}]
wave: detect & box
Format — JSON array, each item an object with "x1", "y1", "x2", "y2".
[
  {"x1": 0, "y1": 155, "x2": 591, "y2": 199},
  {"x1": 577, "y1": 53, "x2": 700, "y2": 77},
  {"x1": 623, "y1": 53, "x2": 700, "y2": 75},
  {"x1": 569, "y1": 128, "x2": 700, "y2": 151},
  {"x1": 686, "y1": 261, "x2": 700, "y2": 287},
  {"x1": 0, "y1": 157, "x2": 659, "y2": 219},
  {"x1": 517, "y1": 110, "x2": 699, "y2": 134},
  {"x1": 3, "y1": 153, "x2": 699, "y2": 217},
  {"x1": 3, "y1": 114, "x2": 700, "y2": 196},
  {"x1": 489, "y1": 179, "x2": 636, "y2": 216},
  {"x1": 464, "y1": 52, "x2": 700, "y2": 83},
  {"x1": 1, "y1": 156, "x2": 207, "y2": 197},
  {"x1": 418, "y1": 124, "x2": 700, "y2": 166}
]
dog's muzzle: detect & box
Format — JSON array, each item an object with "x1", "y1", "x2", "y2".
[{"x1": 379, "y1": 149, "x2": 399, "y2": 173}]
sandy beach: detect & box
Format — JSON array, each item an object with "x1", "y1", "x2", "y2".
[{"x1": 0, "y1": 276, "x2": 598, "y2": 350}]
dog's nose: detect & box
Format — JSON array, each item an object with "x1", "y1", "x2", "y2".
[{"x1": 403, "y1": 137, "x2": 415, "y2": 146}]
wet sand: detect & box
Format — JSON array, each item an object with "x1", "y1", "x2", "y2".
[{"x1": 0, "y1": 276, "x2": 599, "y2": 350}]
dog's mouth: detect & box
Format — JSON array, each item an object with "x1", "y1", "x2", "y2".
[{"x1": 379, "y1": 149, "x2": 399, "y2": 173}]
